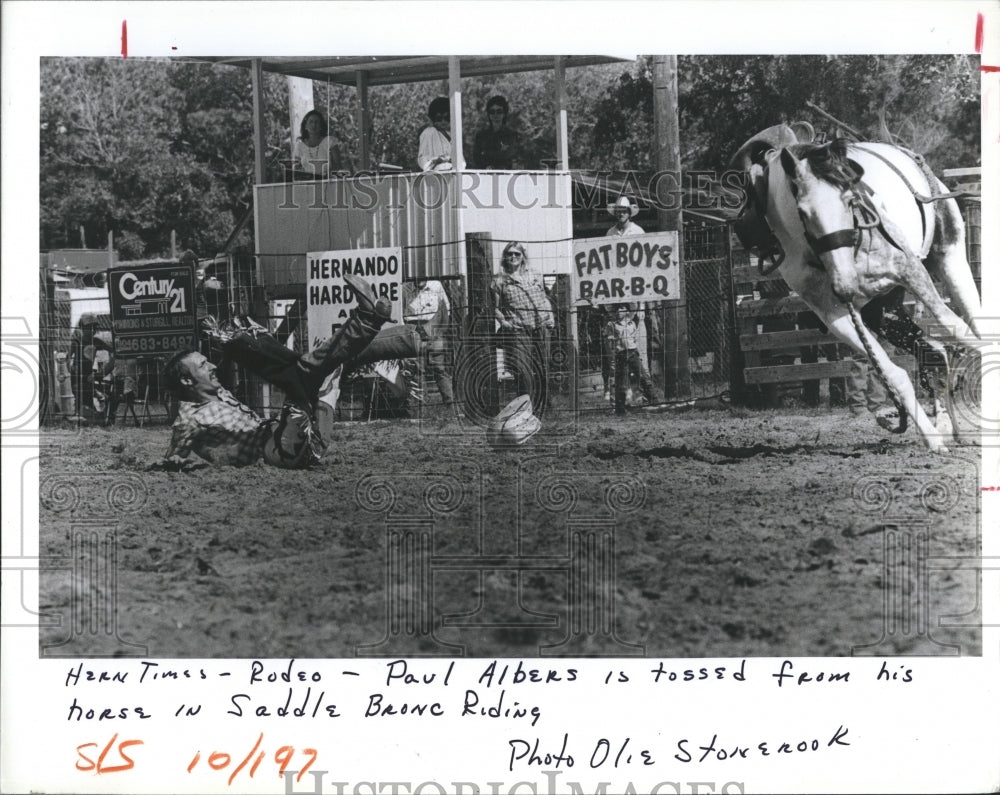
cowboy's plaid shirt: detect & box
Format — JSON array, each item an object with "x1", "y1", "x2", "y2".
[{"x1": 165, "y1": 388, "x2": 272, "y2": 466}]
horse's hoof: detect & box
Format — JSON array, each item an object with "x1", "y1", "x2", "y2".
[
  {"x1": 934, "y1": 412, "x2": 955, "y2": 440},
  {"x1": 875, "y1": 409, "x2": 900, "y2": 433}
]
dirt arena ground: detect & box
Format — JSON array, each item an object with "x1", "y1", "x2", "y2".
[{"x1": 38, "y1": 404, "x2": 982, "y2": 660}]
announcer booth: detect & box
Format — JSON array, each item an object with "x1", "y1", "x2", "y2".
[{"x1": 194, "y1": 55, "x2": 628, "y2": 417}]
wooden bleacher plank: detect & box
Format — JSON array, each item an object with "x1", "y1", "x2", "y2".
[
  {"x1": 736, "y1": 295, "x2": 811, "y2": 317},
  {"x1": 743, "y1": 360, "x2": 856, "y2": 384},
  {"x1": 739, "y1": 329, "x2": 839, "y2": 351}
]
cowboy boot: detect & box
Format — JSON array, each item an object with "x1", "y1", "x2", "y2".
[
  {"x1": 344, "y1": 272, "x2": 393, "y2": 326},
  {"x1": 298, "y1": 273, "x2": 393, "y2": 374}
]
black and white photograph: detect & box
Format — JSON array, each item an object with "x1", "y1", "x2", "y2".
[{"x1": 3, "y1": 2, "x2": 998, "y2": 794}]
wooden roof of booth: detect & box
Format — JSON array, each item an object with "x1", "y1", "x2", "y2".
[
  {"x1": 190, "y1": 55, "x2": 628, "y2": 85},
  {"x1": 189, "y1": 54, "x2": 633, "y2": 184}
]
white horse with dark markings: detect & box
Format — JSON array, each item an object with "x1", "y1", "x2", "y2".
[{"x1": 731, "y1": 126, "x2": 981, "y2": 452}]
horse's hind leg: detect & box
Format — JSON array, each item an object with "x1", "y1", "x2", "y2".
[
  {"x1": 822, "y1": 307, "x2": 948, "y2": 452},
  {"x1": 866, "y1": 288, "x2": 950, "y2": 407},
  {"x1": 924, "y1": 196, "x2": 981, "y2": 338},
  {"x1": 895, "y1": 252, "x2": 979, "y2": 349}
]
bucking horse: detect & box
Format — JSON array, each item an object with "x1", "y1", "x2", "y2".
[{"x1": 730, "y1": 124, "x2": 982, "y2": 452}]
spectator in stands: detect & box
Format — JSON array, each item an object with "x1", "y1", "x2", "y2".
[
  {"x1": 608, "y1": 303, "x2": 660, "y2": 416},
  {"x1": 492, "y1": 241, "x2": 554, "y2": 411},
  {"x1": 473, "y1": 95, "x2": 518, "y2": 169},
  {"x1": 418, "y1": 97, "x2": 456, "y2": 172},
  {"x1": 294, "y1": 110, "x2": 335, "y2": 177},
  {"x1": 403, "y1": 278, "x2": 456, "y2": 411},
  {"x1": 159, "y1": 273, "x2": 392, "y2": 469}
]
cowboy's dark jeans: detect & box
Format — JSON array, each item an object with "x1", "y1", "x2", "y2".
[
  {"x1": 341, "y1": 324, "x2": 422, "y2": 373},
  {"x1": 221, "y1": 313, "x2": 389, "y2": 412},
  {"x1": 221, "y1": 332, "x2": 314, "y2": 411}
]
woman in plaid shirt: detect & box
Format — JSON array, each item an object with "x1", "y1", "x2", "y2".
[{"x1": 491, "y1": 241, "x2": 555, "y2": 412}]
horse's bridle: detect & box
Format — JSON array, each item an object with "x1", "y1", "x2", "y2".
[
  {"x1": 799, "y1": 181, "x2": 888, "y2": 263},
  {"x1": 799, "y1": 142, "x2": 966, "y2": 263}
]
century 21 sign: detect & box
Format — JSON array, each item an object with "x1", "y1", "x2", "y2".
[{"x1": 108, "y1": 262, "x2": 197, "y2": 358}]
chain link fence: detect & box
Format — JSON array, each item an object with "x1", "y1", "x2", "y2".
[
  {"x1": 40, "y1": 218, "x2": 735, "y2": 429},
  {"x1": 572, "y1": 217, "x2": 733, "y2": 413}
]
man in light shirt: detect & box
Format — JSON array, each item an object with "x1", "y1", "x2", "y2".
[
  {"x1": 606, "y1": 196, "x2": 655, "y2": 405},
  {"x1": 403, "y1": 278, "x2": 455, "y2": 410}
]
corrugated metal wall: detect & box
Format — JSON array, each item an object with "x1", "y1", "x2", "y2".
[{"x1": 256, "y1": 171, "x2": 574, "y2": 295}]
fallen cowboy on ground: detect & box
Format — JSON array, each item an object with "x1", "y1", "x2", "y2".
[{"x1": 152, "y1": 273, "x2": 415, "y2": 470}]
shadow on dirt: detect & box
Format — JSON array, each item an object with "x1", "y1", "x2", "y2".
[{"x1": 588, "y1": 439, "x2": 897, "y2": 463}]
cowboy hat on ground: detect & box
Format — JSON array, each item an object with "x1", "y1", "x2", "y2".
[{"x1": 487, "y1": 394, "x2": 540, "y2": 448}]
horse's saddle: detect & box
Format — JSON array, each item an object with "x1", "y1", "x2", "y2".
[{"x1": 729, "y1": 123, "x2": 816, "y2": 269}]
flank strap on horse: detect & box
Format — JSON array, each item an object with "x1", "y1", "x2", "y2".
[{"x1": 851, "y1": 143, "x2": 972, "y2": 260}]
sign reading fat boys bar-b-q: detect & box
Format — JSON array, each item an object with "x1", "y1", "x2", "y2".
[{"x1": 571, "y1": 232, "x2": 679, "y2": 306}]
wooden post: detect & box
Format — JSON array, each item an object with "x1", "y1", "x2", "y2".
[
  {"x1": 79, "y1": 225, "x2": 87, "y2": 249},
  {"x1": 250, "y1": 58, "x2": 267, "y2": 186},
  {"x1": 107, "y1": 231, "x2": 114, "y2": 267},
  {"x1": 287, "y1": 75, "x2": 314, "y2": 173},
  {"x1": 652, "y1": 55, "x2": 690, "y2": 398},
  {"x1": 448, "y1": 57, "x2": 466, "y2": 279},
  {"x1": 249, "y1": 57, "x2": 269, "y2": 397},
  {"x1": 447, "y1": 57, "x2": 464, "y2": 171},
  {"x1": 463, "y1": 232, "x2": 499, "y2": 416},
  {"x1": 355, "y1": 70, "x2": 370, "y2": 171},
  {"x1": 170, "y1": 229, "x2": 177, "y2": 260},
  {"x1": 725, "y1": 229, "x2": 747, "y2": 404},
  {"x1": 554, "y1": 57, "x2": 569, "y2": 170}
]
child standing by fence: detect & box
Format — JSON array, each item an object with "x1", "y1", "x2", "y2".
[{"x1": 608, "y1": 303, "x2": 660, "y2": 415}]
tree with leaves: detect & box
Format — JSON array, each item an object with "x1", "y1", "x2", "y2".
[{"x1": 40, "y1": 55, "x2": 980, "y2": 260}]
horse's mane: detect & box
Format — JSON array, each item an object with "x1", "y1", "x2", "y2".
[{"x1": 787, "y1": 139, "x2": 863, "y2": 190}]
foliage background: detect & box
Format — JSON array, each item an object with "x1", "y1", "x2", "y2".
[{"x1": 40, "y1": 55, "x2": 981, "y2": 260}]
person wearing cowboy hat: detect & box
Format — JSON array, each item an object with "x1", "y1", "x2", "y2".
[
  {"x1": 606, "y1": 195, "x2": 644, "y2": 237},
  {"x1": 603, "y1": 195, "x2": 653, "y2": 405}
]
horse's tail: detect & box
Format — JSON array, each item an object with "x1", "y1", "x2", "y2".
[
  {"x1": 927, "y1": 189, "x2": 981, "y2": 338},
  {"x1": 891, "y1": 149, "x2": 983, "y2": 337}
]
